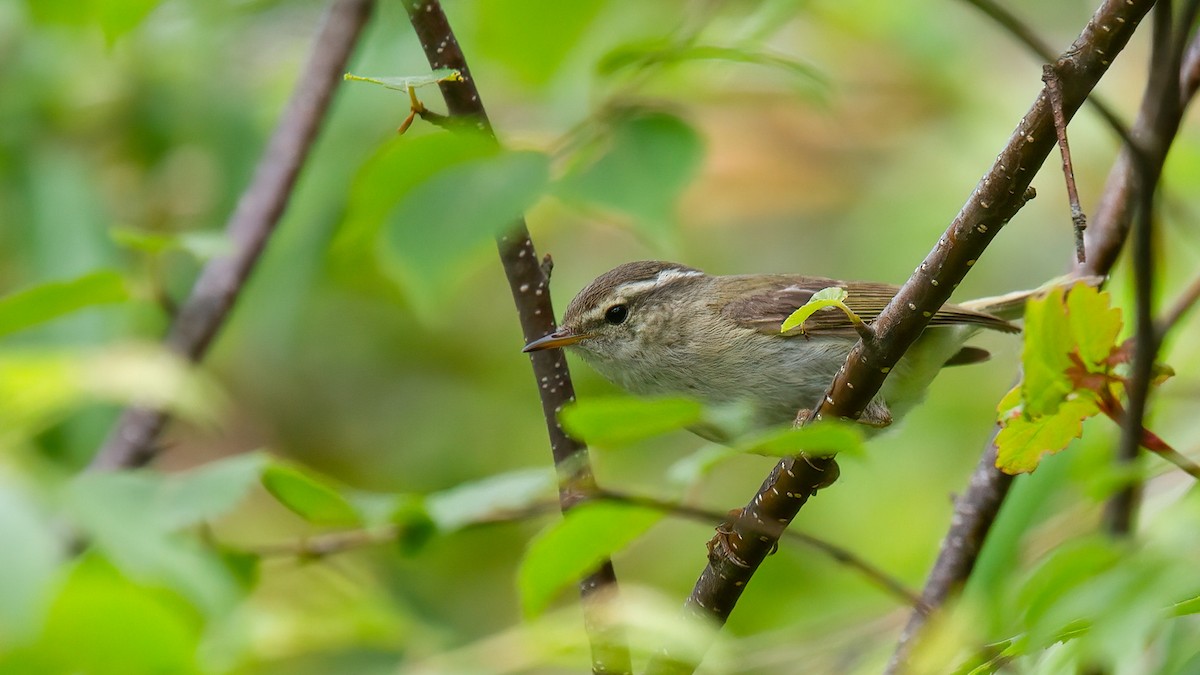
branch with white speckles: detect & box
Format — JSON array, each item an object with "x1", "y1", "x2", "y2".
[
  {"x1": 401, "y1": 3, "x2": 631, "y2": 674},
  {"x1": 645, "y1": 1, "x2": 1156, "y2": 673}
]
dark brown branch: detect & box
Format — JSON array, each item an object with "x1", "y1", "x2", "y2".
[
  {"x1": 1104, "y1": 0, "x2": 1189, "y2": 536},
  {"x1": 644, "y1": 2, "x2": 1156, "y2": 673},
  {"x1": 892, "y1": 4, "x2": 1200, "y2": 671},
  {"x1": 88, "y1": 0, "x2": 376, "y2": 471},
  {"x1": 401, "y1": 4, "x2": 631, "y2": 674}
]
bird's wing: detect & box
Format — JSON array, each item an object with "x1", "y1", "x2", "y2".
[{"x1": 719, "y1": 276, "x2": 1019, "y2": 337}]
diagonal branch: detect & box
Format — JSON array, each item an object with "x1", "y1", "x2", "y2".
[
  {"x1": 400, "y1": 4, "x2": 631, "y2": 674},
  {"x1": 89, "y1": 0, "x2": 376, "y2": 471},
  {"x1": 889, "y1": 4, "x2": 1200, "y2": 672},
  {"x1": 645, "y1": 1, "x2": 1156, "y2": 673}
]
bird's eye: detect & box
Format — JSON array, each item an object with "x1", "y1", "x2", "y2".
[{"x1": 604, "y1": 304, "x2": 629, "y2": 325}]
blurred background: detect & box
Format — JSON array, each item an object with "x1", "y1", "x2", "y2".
[{"x1": 2, "y1": 0, "x2": 1199, "y2": 672}]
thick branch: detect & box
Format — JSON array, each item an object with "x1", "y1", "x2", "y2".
[
  {"x1": 891, "y1": 4, "x2": 1200, "y2": 671},
  {"x1": 646, "y1": 2, "x2": 1155, "y2": 673},
  {"x1": 402, "y1": 4, "x2": 631, "y2": 674},
  {"x1": 89, "y1": 0, "x2": 376, "y2": 471}
]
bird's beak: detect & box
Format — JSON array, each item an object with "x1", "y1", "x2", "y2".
[{"x1": 523, "y1": 327, "x2": 588, "y2": 352}]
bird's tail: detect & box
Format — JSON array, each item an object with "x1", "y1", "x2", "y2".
[{"x1": 960, "y1": 273, "x2": 1105, "y2": 320}]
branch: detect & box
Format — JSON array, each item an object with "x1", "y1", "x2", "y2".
[
  {"x1": 1103, "y1": 0, "x2": 1191, "y2": 536},
  {"x1": 88, "y1": 0, "x2": 376, "y2": 471},
  {"x1": 644, "y1": 2, "x2": 1156, "y2": 673},
  {"x1": 890, "y1": 4, "x2": 1200, "y2": 671},
  {"x1": 400, "y1": 4, "x2": 631, "y2": 674},
  {"x1": 960, "y1": 0, "x2": 1132, "y2": 144},
  {"x1": 251, "y1": 490, "x2": 922, "y2": 609}
]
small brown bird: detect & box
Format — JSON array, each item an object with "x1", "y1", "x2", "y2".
[{"x1": 524, "y1": 261, "x2": 1029, "y2": 435}]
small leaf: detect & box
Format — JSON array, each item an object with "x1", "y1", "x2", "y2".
[
  {"x1": 378, "y1": 150, "x2": 551, "y2": 320},
  {"x1": 111, "y1": 226, "x2": 232, "y2": 261},
  {"x1": 996, "y1": 397, "x2": 1099, "y2": 474},
  {"x1": 426, "y1": 468, "x2": 556, "y2": 531},
  {"x1": 734, "y1": 421, "x2": 865, "y2": 458},
  {"x1": 1020, "y1": 286, "x2": 1076, "y2": 417},
  {"x1": 780, "y1": 287, "x2": 850, "y2": 333},
  {"x1": 261, "y1": 462, "x2": 362, "y2": 527},
  {"x1": 554, "y1": 111, "x2": 703, "y2": 244},
  {"x1": 518, "y1": 502, "x2": 661, "y2": 617},
  {"x1": 559, "y1": 396, "x2": 704, "y2": 445},
  {"x1": 0, "y1": 270, "x2": 129, "y2": 339},
  {"x1": 343, "y1": 69, "x2": 462, "y2": 91},
  {"x1": 389, "y1": 494, "x2": 437, "y2": 555},
  {"x1": 1065, "y1": 283, "x2": 1123, "y2": 370}
]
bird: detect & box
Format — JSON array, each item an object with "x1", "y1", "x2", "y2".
[{"x1": 523, "y1": 260, "x2": 1031, "y2": 437}]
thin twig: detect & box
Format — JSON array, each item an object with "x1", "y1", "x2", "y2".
[
  {"x1": 250, "y1": 490, "x2": 923, "y2": 608},
  {"x1": 959, "y1": 0, "x2": 1132, "y2": 145},
  {"x1": 1104, "y1": 1, "x2": 1185, "y2": 537},
  {"x1": 400, "y1": 4, "x2": 631, "y2": 674},
  {"x1": 894, "y1": 4, "x2": 1200, "y2": 670},
  {"x1": 596, "y1": 490, "x2": 924, "y2": 609},
  {"x1": 1043, "y1": 64, "x2": 1089, "y2": 263},
  {"x1": 643, "y1": 3, "x2": 1156, "y2": 673},
  {"x1": 1157, "y1": 272, "x2": 1200, "y2": 337},
  {"x1": 88, "y1": 0, "x2": 376, "y2": 471}
]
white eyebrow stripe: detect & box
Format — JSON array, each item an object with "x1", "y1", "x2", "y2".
[
  {"x1": 617, "y1": 268, "x2": 705, "y2": 297},
  {"x1": 577, "y1": 267, "x2": 705, "y2": 324}
]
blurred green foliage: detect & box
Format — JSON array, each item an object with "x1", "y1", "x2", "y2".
[{"x1": 2, "y1": 0, "x2": 1200, "y2": 672}]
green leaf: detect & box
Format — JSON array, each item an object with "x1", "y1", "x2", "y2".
[
  {"x1": 376, "y1": 149, "x2": 551, "y2": 320},
  {"x1": 155, "y1": 453, "x2": 267, "y2": 530},
  {"x1": 388, "y1": 494, "x2": 437, "y2": 555},
  {"x1": 995, "y1": 397, "x2": 1098, "y2": 474},
  {"x1": 110, "y1": 226, "x2": 232, "y2": 261},
  {"x1": 343, "y1": 69, "x2": 462, "y2": 91},
  {"x1": 10, "y1": 555, "x2": 202, "y2": 674},
  {"x1": 475, "y1": 0, "x2": 607, "y2": 87},
  {"x1": 0, "y1": 483, "x2": 63, "y2": 640},
  {"x1": 0, "y1": 345, "x2": 220, "y2": 436},
  {"x1": 779, "y1": 287, "x2": 850, "y2": 333},
  {"x1": 426, "y1": 467, "x2": 556, "y2": 531},
  {"x1": 64, "y1": 470, "x2": 250, "y2": 617},
  {"x1": 559, "y1": 396, "x2": 704, "y2": 445},
  {"x1": 733, "y1": 421, "x2": 865, "y2": 458},
  {"x1": 555, "y1": 111, "x2": 703, "y2": 244},
  {"x1": 0, "y1": 270, "x2": 129, "y2": 339},
  {"x1": 335, "y1": 131, "x2": 498, "y2": 258},
  {"x1": 1020, "y1": 286, "x2": 1075, "y2": 417},
  {"x1": 261, "y1": 462, "x2": 363, "y2": 527},
  {"x1": 97, "y1": 0, "x2": 163, "y2": 43},
  {"x1": 1065, "y1": 283, "x2": 1122, "y2": 370},
  {"x1": 519, "y1": 502, "x2": 662, "y2": 617}
]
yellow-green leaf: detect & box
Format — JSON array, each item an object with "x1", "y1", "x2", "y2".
[
  {"x1": 780, "y1": 287, "x2": 850, "y2": 333},
  {"x1": 734, "y1": 421, "x2": 865, "y2": 458},
  {"x1": 1065, "y1": 283, "x2": 1122, "y2": 370},
  {"x1": 343, "y1": 69, "x2": 462, "y2": 91},
  {"x1": 559, "y1": 396, "x2": 703, "y2": 445},
  {"x1": 518, "y1": 502, "x2": 661, "y2": 617},
  {"x1": 0, "y1": 270, "x2": 129, "y2": 339},
  {"x1": 261, "y1": 463, "x2": 362, "y2": 527},
  {"x1": 996, "y1": 397, "x2": 1099, "y2": 474},
  {"x1": 1020, "y1": 286, "x2": 1075, "y2": 417}
]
